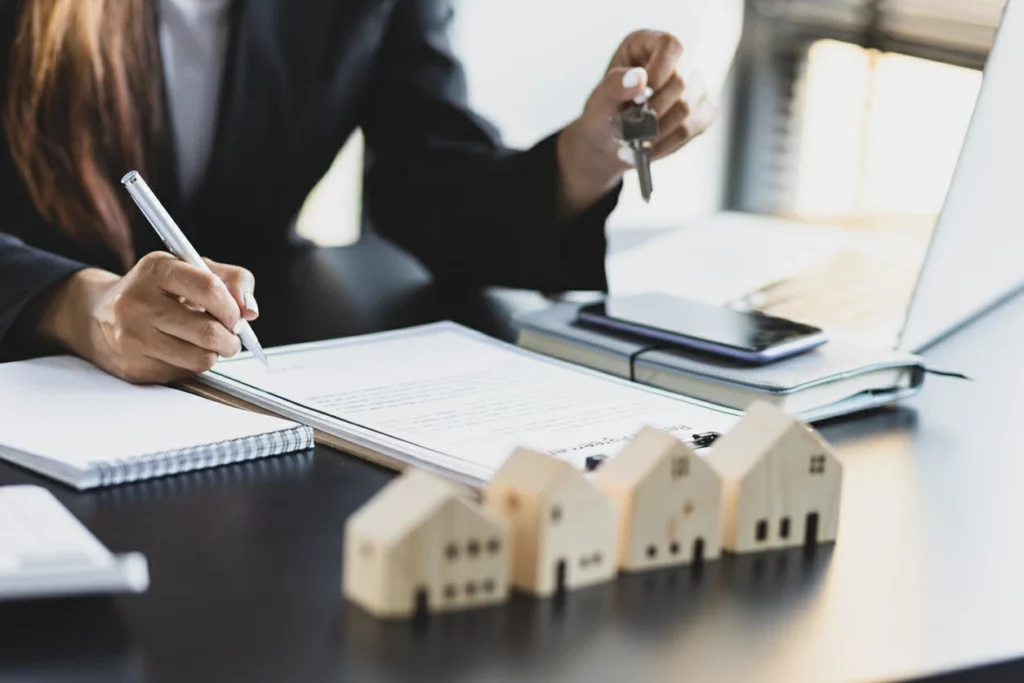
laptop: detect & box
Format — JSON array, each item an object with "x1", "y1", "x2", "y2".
[
  {"x1": 898, "y1": 0, "x2": 1024, "y2": 351},
  {"x1": 608, "y1": 0, "x2": 1024, "y2": 354}
]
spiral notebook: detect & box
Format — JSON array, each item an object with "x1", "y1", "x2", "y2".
[{"x1": 0, "y1": 356, "x2": 313, "y2": 490}]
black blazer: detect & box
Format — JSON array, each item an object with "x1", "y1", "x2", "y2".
[{"x1": 0, "y1": 0, "x2": 618, "y2": 355}]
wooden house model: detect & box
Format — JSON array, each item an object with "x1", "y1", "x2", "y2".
[
  {"x1": 485, "y1": 448, "x2": 617, "y2": 597},
  {"x1": 708, "y1": 401, "x2": 842, "y2": 553},
  {"x1": 594, "y1": 426, "x2": 722, "y2": 571},
  {"x1": 343, "y1": 470, "x2": 509, "y2": 618}
]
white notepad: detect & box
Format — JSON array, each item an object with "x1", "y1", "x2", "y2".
[{"x1": 0, "y1": 356, "x2": 314, "y2": 490}]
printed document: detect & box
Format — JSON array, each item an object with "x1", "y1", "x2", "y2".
[{"x1": 207, "y1": 324, "x2": 737, "y2": 480}]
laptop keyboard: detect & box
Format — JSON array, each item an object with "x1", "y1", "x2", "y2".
[{"x1": 731, "y1": 225, "x2": 934, "y2": 347}]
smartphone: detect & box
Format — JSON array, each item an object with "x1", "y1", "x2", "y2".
[{"x1": 577, "y1": 294, "x2": 828, "y2": 364}]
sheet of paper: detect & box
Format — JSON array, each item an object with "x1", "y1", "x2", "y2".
[
  {"x1": 212, "y1": 325, "x2": 737, "y2": 473},
  {"x1": 607, "y1": 212, "x2": 857, "y2": 305},
  {"x1": 0, "y1": 357, "x2": 299, "y2": 469}
]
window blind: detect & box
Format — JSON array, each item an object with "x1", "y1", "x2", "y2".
[
  {"x1": 759, "y1": 0, "x2": 872, "y2": 33},
  {"x1": 731, "y1": 0, "x2": 1006, "y2": 215},
  {"x1": 880, "y1": 0, "x2": 1006, "y2": 56},
  {"x1": 754, "y1": 0, "x2": 1006, "y2": 66}
]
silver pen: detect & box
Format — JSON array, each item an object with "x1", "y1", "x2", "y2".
[{"x1": 121, "y1": 171, "x2": 270, "y2": 367}]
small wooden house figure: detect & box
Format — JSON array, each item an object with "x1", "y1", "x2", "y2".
[
  {"x1": 343, "y1": 469, "x2": 509, "y2": 619},
  {"x1": 485, "y1": 448, "x2": 617, "y2": 597},
  {"x1": 594, "y1": 426, "x2": 723, "y2": 571},
  {"x1": 708, "y1": 401, "x2": 842, "y2": 553}
]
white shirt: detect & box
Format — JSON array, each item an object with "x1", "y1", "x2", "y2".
[{"x1": 159, "y1": 0, "x2": 233, "y2": 200}]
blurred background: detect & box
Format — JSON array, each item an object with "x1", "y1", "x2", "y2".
[{"x1": 292, "y1": 0, "x2": 1007, "y2": 343}]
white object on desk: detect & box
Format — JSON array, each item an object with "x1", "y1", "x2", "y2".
[
  {"x1": 900, "y1": 0, "x2": 1024, "y2": 352},
  {"x1": 0, "y1": 356, "x2": 313, "y2": 490},
  {"x1": 606, "y1": 212, "x2": 858, "y2": 306},
  {"x1": 0, "y1": 486, "x2": 149, "y2": 601}
]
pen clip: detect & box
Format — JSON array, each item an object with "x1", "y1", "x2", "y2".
[{"x1": 688, "y1": 432, "x2": 721, "y2": 449}]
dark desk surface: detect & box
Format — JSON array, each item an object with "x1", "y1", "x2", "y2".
[{"x1": 2, "y1": 243, "x2": 1024, "y2": 683}]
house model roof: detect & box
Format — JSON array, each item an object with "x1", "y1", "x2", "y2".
[
  {"x1": 347, "y1": 470, "x2": 475, "y2": 546},
  {"x1": 710, "y1": 401, "x2": 832, "y2": 479},
  {"x1": 594, "y1": 426, "x2": 693, "y2": 495},
  {"x1": 489, "y1": 448, "x2": 572, "y2": 498}
]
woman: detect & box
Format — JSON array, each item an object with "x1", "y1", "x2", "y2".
[{"x1": 0, "y1": 0, "x2": 714, "y2": 383}]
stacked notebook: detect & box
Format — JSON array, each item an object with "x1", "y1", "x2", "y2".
[
  {"x1": 516, "y1": 304, "x2": 926, "y2": 422},
  {"x1": 0, "y1": 356, "x2": 313, "y2": 490}
]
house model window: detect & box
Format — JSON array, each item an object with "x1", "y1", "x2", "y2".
[{"x1": 672, "y1": 456, "x2": 690, "y2": 479}]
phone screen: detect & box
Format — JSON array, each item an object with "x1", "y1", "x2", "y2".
[{"x1": 578, "y1": 294, "x2": 825, "y2": 354}]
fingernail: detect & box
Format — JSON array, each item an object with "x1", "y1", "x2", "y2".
[
  {"x1": 622, "y1": 66, "x2": 647, "y2": 90},
  {"x1": 633, "y1": 86, "x2": 654, "y2": 106},
  {"x1": 243, "y1": 290, "x2": 259, "y2": 316},
  {"x1": 617, "y1": 146, "x2": 637, "y2": 167},
  {"x1": 233, "y1": 320, "x2": 246, "y2": 335}
]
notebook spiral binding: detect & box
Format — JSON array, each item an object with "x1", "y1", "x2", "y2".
[
  {"x1": 90, "y1": 425, "x2": 314, "y2": 488},
  {"x1": 87, "y1": 452, "x2": 316, "y2": 509}
]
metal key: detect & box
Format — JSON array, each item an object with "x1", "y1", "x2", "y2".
[{"x1": 616, "y1": 101, "x2": 659, "y2": 203}]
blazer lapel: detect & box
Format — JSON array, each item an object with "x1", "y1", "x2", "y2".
[
  {"x1": 131, "y1": 0, "x2": 184, "y2": 258},
  {"x1": 182, "y1": 0, "x2": 245, "y2": 211},
  {"x1": 189, "y1": 0, "x2": 397, "y2": 237},
  {"x1": 191, "y1": 1, "x2": 295, "y2": 215}
]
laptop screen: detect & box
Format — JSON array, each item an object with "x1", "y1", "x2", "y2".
[{"x1": 900, "y1": 0, "x2": 1024, "y2": 352}]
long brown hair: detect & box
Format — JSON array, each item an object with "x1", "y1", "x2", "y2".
[{"x1": 4, "y1": 0, "x2": 163, "y2": 269}]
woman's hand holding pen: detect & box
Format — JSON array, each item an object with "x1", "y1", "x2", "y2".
[
  {"x1": 556, "y1": 30, "x2": 718, "y2": 218},
  {"x1": 34, "y1": 253, "x2": 260, "y2": 384}
]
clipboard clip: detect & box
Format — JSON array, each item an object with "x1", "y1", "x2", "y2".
[{"x1": 584, "y1": 431, "x2": 722, "y2": 472}]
